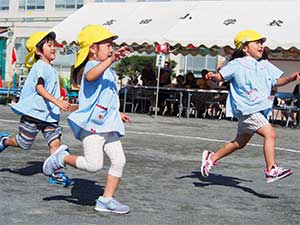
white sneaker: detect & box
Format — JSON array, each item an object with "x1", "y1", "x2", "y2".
[{"x1": 43, "y1": 145, "x2": 69, "y2": 176}]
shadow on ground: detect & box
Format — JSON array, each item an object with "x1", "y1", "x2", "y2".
[
  {"x1": 43, "y1": 178, "x2": 104, "y2": 206},
  {"x1": 176, "y1": 171, "x2": 278, "y2": 199},
  {"x1": 0, "y1": 161, "x2": 42, "y2": 175}
]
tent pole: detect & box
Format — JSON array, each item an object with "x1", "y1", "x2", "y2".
[{"x1": 154, "y1": 66, "x2": 161, "y2": 119}]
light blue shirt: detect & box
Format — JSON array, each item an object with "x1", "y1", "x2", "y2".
[
  {"x1": 220, "y1": 56, "x2": 283, "y2": 118},
  {"x1": 67, "y1": 60, "x2": 124, "y2": 140},
  {"x1": 12, "y1": 60, "x2": 60, "y2": 122}
]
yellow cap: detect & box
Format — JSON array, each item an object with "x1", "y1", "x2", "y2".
[
  {"x1": 234, "y1": 30, "x2": 266, "y2": 49},
  {"x1": 75, "y1": 24, "x2": 118, "y2": 68},
  {"x1": 24, "y1": 31, "x2": 56, "y2": 68}
]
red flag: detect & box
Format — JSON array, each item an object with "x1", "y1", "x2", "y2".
[
  {"x1": 155, "y1": 43, "x2": 169, "y2": 54},
  {"x1": 11, "y1": 47, "x2": 17, "y2": 64}
]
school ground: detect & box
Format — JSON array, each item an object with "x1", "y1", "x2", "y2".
[{"x1": 0, "y1": 105, "x2": 299, "y2": 225}]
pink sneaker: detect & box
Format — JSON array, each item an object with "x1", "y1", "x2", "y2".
[
  {"x1": 264, "y1": 165, "x2": 293, "y2": 183},
  {"x1": 200, "y1": 150, "x2": 216, "y2": 177}
]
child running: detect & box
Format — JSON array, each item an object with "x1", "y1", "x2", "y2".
[
  {"x1": 42, "y1": 24, "x2": 131, "y2": 214},
  {"x1": 200, "y1": 30, "x2": 299, "y2": 183},
  {"x1": 0, "y1": 31, "x2": 73, "y2": 186}
]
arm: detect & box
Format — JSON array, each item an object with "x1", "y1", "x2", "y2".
[
  {"x1": 275, "y1": 72, "x2": 300, "y2": 87},
  {"x1": 36, "y1": 83, "x2": 70, "y2": 112},
  {"x1": 205, "y1": 72, "x2": 224, "y2": 82},
  {"x1": 85, "y1": 46, "x2": 131, "y2": 82},
  {"x1": 120, "y1": 112, "x2": 130, "y2": 123}
]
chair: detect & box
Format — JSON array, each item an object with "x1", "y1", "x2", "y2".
[
  {"x1": 121, "y1": 87, "x2": 134, "y2": 113},
  {"x1": 162, "y1": 92, "x2": 180, "y2": 116},
  {"x1": 133, "y1": 89, "x2": 153, "y2": 113},
  {"x1": 288, "y1": 94, "x2": 300, "y2": 127},
  {"x1": 203, "y1": 93, "x2": 226, "y2": 119},
  {"x1": 271, "y1": 92, "x2": 294, "y2": 127}
]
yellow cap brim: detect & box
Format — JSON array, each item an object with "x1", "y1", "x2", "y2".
[{"x1": 74, "y1": 46, "x2": 89, "y2": 68}]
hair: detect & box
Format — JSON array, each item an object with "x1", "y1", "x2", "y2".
[
  {"x1": 201, "y1": 69, "x2": 209, "y2": 76},
  {"x1": 72, "y1": 58, "x2": 88, "y2": 85},
  {"x1": 34, "y1": 34, "x2": 56, "y2": 61},
  {"x1": 230, "y1": 42, "x2": 268, "y2": 61}
]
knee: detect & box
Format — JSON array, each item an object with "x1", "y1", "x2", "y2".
[
  {"x1": 86, "y1": 162, "x2": 103, "y2": 173},
  {"x1": 111, "y1": 155, "x2": 126, "y2": 171},
  {"x1": 113, "y1": 155, "x2": 126, "y2": 168},
  {"x1": 232, "y1": 141, "x2": 246, "y2": 150},
  {"x1": 268, "y1": 129, "x2": 276, "y2": 140}
]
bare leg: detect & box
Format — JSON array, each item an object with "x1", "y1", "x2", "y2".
[
  {"x1": 49, "y1": 138, "x2": 60, "y2": 155},
  {"x1": 212, "y1": 133, "x2": 253, "y2": 162},
  {"x1": 103, "y1": 174, "x2": 120, "y2": 198},
  {"x1": 64, "y1": 155, "x2": 78, "y2": 167},
  {"x1": 256, "y1": 124, "x2": 276, "y2": 171}
]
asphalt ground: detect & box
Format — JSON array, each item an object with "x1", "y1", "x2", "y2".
[{"x1": 0, "y1": 105, "x2": 299, "y2": 225}]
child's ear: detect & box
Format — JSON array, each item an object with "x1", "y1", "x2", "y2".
[
  {"x1": 90, "y1": 44, "x2": 97, "y2": 54},
  {"x1": 242, "y1": 45, "x2": 248, "y2": 54},
  {"x1": 35, "y1": 48, "x2": 42, "y2": 56}
]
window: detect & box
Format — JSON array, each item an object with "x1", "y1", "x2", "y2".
[
  {"x1": 14, "y1": 37, "x2": 28, "y2": 64},
  {"x1": 55, "y1": 0, "x2": 83, "y2": 10},
  {"x1": 19, "y1": 0, "x2": 45, "y2": 11},
  {"x1": 0, "y1": 0, "x2": 9, "y2": 11},
  {"x1": 179, "y1": 55, "x2": 217, "y2": 78}
]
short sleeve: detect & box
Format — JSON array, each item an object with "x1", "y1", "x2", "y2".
[
  {"x1": 265, "y1": 61, "x2": 283, "y2": 87},
  {"x1": 35, "y1": 61, "x2": 46, "y2": 81},
  {"x1": 219, "y1": 61, "x2": 239, "y2": 81},
  {"x1": 83, "y1": 60, "x2": 100, "y2": 76}
]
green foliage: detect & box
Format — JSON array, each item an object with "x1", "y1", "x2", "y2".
[
  {"x1": 115, "y1": 55, "x2": 156, "y2": 78},
  {"x1": 114, "y1": 55, "x2": 177, "y2": 79}
]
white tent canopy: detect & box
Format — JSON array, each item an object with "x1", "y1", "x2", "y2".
[
  {"x1": 52, "y1": 2, "x2": 199, "y2": 45},
  {"x1": 164, "y1": 1, "x2": 300, "y2": 50},
  {"x1": 51, "y1": 1, "x2": 300, "y2": 52}
]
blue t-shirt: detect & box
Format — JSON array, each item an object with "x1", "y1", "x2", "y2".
[
  {"x1": 220, "y1": 56, "x2": 283, "y2": 118},
  {"x1": 67, "y1": 60, "x2": 124, "y2": 140},
  {"x1": 12, "y1": 60, "x2": 60, "y2": 122}
]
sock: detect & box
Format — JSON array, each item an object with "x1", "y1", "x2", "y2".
[{"x1": 99, "y1": 196, "x2": 113, "y2": 202}]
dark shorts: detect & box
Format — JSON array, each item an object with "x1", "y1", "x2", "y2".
[{"x1": 16, "y1": 115, "x2": 62, "y2": 150}]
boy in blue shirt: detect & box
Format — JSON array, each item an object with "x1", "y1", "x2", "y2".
[
  {"x1": 0, "y1": 31, "x2": 72, "y2": 186},
  {"x1": 201, "y1": 30, "x2": 300, "y2": 183}
]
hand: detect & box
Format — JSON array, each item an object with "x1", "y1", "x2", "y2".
[
  {"x1": 120, "y1": 112, "x2": 130, "y2": 123},
  {"x1": 113, "y1": 46, "x2": 132, "y2": 62},
  {"x1": 57, "y1": 97, "x2": 71, "y2": 111},
  {"x1": 287, "y1": 72, "x2": 300, "y2": 83},
  {"x1": 205, "y1": 72, "x2": 216, "y2": 80}
]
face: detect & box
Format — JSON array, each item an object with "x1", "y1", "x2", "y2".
[
  {"x1": 90, "y1": 38, "x2": 113, "y2": 61},
  {"x1": 36, "y1": 40, "x2": 56, "y2": 63},
  {"x1": 242, "y1": 39, "x2": 264, "y2": 60}
]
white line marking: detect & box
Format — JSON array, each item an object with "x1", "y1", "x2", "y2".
[
  {"x1": 1, "y1": 118, "x2": 299, "y2": 153},
  {"x1": 127, "y1": 131, "x2": 300, "y2": 153}
]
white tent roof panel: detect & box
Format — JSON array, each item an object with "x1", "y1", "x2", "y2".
[{"x1": 51, "y1": 1, "x2": 300, "y2": 50}]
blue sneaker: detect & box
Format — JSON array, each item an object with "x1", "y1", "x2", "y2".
[
  {"x1": 0, "y1": 131, "x2": 11, "y2": 152},
  {"x1": 43, "y1": 145, "x2": 70, "y2": 176},
  {"x1": 95, "y1": 197, "x2": 130, "y2": 214},
  {"x1": 48, "y1": 171, "x2": 74, "y2": 187}
]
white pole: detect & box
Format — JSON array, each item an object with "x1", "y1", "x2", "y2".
[{"x1": 154, "y1": 65, "x2": 161, "y2": 118}]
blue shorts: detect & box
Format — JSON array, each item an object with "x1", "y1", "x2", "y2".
[{"x1": 16, "y1": 115, "x2": 62, "y2": 150}]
